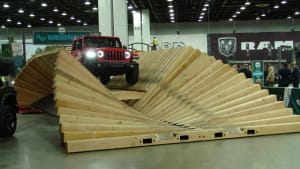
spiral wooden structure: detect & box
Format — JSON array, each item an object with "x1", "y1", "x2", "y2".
[{"x1": 14, "y1": 47, "x2": 300, "y2": 153}]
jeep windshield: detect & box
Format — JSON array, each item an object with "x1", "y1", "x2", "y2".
[{"x1": 84, "y1": 37, "x2": 122, "y2": 48}]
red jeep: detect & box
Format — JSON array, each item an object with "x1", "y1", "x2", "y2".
[{"x1": 71, "y1": 35, "x2": 139, "y2": 84}]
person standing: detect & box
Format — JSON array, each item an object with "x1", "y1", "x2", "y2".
[
  {"x1": 278, "y1": 63, "x2": 291, "y2": 87},
  {"x1": 238, "y1": 64, "x2": 252, "y2": 78},
  {"x1": 152, "y1": 36, "x2": 158, "y2": 50},
  {"x1": 266, "y1": 65, "x2": 276, "y2": 87},
  {"x1": 291, "y1": 63, "x2": 299, "y2": 88}
]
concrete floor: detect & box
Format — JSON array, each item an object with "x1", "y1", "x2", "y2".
[{"x1": 1, "y1": 114, "x2": 300, "y2": 169}]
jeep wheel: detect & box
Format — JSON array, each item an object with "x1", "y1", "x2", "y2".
[
  {"x1": 0, "y1": 105, "x2": 17, "y2": 137},
  {"x1": 100, "y1": 75, "x2": 110, "y2": 84},
  {"x1": 126, "y1": 67, "x2": 139, "y2": 85}
]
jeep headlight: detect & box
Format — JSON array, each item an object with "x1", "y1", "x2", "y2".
[
  {"x1": 125, "y1": 51, "x2": 131, "y2": 59},
  {"x1": 97, "y1": 50, "x2": 105, "y2": 58},
  {"x1": 85, "y1": 50, "x2": 96, "y2": 59}
]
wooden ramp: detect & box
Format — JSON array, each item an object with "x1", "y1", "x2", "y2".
[{"x1": 14, "y1": 47, "x2": 300, "y2": 153}]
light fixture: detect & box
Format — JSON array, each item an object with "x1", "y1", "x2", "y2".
[
  {"x1": 201, "y1": 12, "x2": 205, "y2": 15},
  {"x1": 41, "y1": 2, "x2": 47, "y2": 7},
  {"x1": 281, "y1": 0, "x2": 287, "y2": 4},
  {"x1": 245, "y1": 1, "x2": 251, "y2": 6},
  {"x1": 202, "y1": 7, "x2": 207, "y2": 11},
  {"x1": 170, "y1": 20, "x2": 175, "y2": 23},
  {"x1": 3, "y1": 3, "x2": 9, "y2": 8},
  {"x1": 92, "y1": 6, "x2": 98, "y2": 11},
  {"x1": 261, "y1": 13, "x2": 266, "y2": 17},
  {"x1": 228, "y1": 18, "x2": 233, "y2": 21},
  {"x1": 70, "y1": 16, "x2": 75, "y2": 20},
  {"x1": 256, "y1": 17, "x2": 260, "y2": 20},
  {"x1": 204, "y1": 3, "x2": 209, "y2": 7},
  {"x1": 40, "y1": 17, "x2": 45, "y2": 21},
  {"x1": 84, "y1": 0, "x2": 91, "y2": 5},
  {"x1": 29, "y1": 13, "x2": 35, "y2": 17},
  {"x1": 236, "y1": 11, "x2": 241, "y2": 14},
  {"x1": 170, "y1": 13, "x2": 174, "y2": 16},
  {"x1": 57, "y1": 23, "x2": 61, "y2": 26},
  {"x1": 61, "y1": 12, "x2": 67, "y2": 16},
  {"x1": 83, "y1": 22, "x2": 88, "y2": 26},
  {"x1": 128, "y1": 5, "x2": 133, "y2": 9},
  {"x1": 232, "y1": 14, "x2": 237, "y2": 18},
  {"x1": 167, "y1": 0, "x2": 173, "y2": 2},
  {"x1": 131, "y1": 10, "x2": 136, "y2": 14},
  {"x1": 17, "y1": 21, "x2": 22, "y2": 25},
  {"x1": 170, "y1": 16, "x2": 175, "y2": 20},
  {"x1": 287, "y1": 16, "x2": 292, "y2": 19},
  {"x1": 6, "y1": 18, "x2": 11, "y2": 22},
  {"x1": 77, "y1": 19, "x2": 82, "y2": 23},
  {"x1": 53, "y1": 7, "x2": 59, "y2": 12},
  {"x1": 18, "y1": 8, "x2": 24, "y2": 13},
  {"x1": 168, "y1": 5, "x2": 173, "y2": 8},
  {"x1": 169, "y1": 9, "x2": 174, "y2": 12},
  {"x1": 27, "y1": 24, "x2": 32, "y2": 28},
  {"x1": 199, "y1": 16, "x2": 204, "y2": 19},
  {"x1": 1, "y1": 25, "x2": 6, "y2": 29},
  {"x1": 273, "y1": 5, "x2": 279, "y2": 9},
  {"x1": 240, "y1": 6, "x2": 246, "y2": 10},
  {"x1": 48, "y1": 20, "x2": 53, "y2": 24},
  {"x1": 295, "y1": 11, "x2": 300, "y2": 15}
]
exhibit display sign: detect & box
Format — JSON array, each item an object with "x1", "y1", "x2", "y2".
[
  {"x1": 251, "y1": 60, "x2": 264, "y2": 84},
  {"x1": 208, "y1": 31, "x2": 300, "y2": 63},
  {"x1": 33, "y1": 31, "x2": 91, "y2": 44}
]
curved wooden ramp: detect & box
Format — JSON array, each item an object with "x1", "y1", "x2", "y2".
[{"x1": 15, "y1": 48, "x2": 300, "y2": 153}]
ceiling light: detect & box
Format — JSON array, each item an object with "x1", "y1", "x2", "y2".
[
  {"x1": 287, "y1": 16, "x2": 292, "y2": 19},
  {"x1": 281, "y1": 0, "x2": 287, "y2": 4},
  {"x1": 256, "y1": 17, "x2": 260, "y2": 20},
  {"x1": 232, "y1": 14, "x2": 237, "y2": 18},
  {"x1": 92, "y1": 6, "x2": 98, "y2": 11},
  {"x1": 27, "y1": 24, "x2": 32, "y2": 28},
  {"x1": 168, "y1": 5, "x2": 173, "y2": 8},
  {"x1": 170, "y1": 13, "x2": 174, "y2": 16},
  {"x1": 198, "y1": 19, "x2": 202, "y2": 22},
  {"x1": 83, "y1": 22, "x2": 88, "y2": 26},
  {"x1": 77, "y1": 19, "x2": 82, "y2": 23},
  {"x1": 41, "y1": 2, "x2": 47, "y2": 7},
  {"x1": 40, "y1": 17, "x2": 45, "y2": 21},
  {"x1": 1, "y1": 25, "x2": 6, "y2": 29},
  {"x1": 170, "y1": 16, "x2": 175, "y2": 20},
  {"x1": 171, "y1": 20, "x2": 175, "y2": 23},
  {"x1": 236, "y1": 11, "x2": 241, "y2": 14},
  {"x1": 48, "y1": 20, "x2": 53, "y2": 24},
  {"x1": 53, "y1": 7, "x2": 59, "y2": 12},
  {"x1": 70, "y1": 16, "x2": 75, "y2": 20},
  {"x1": 273, "y1": 5, "x2": 279, "y2": 9},
  {"x1": 295, "y1": 11, "x2": 300, "y2": 15},
  {"x1": 201, "y1": 12, "x2": 205, "y2": 15},
  {"x1": 61, "y1": 12, "x2": 67, "y2": 16},
  {"x1": 167, "y1": 0, "x2": 173, "y2": 2},
  {"x1": 228, "y1": 18, "x2": 233, "y2": 21},
  {"x1": 204, "y1": 3, "x2": 209, "y2": 7},
  {"x1": 29, "y1": 13, "x2": 35, "y2": 17},
  {"x1": 128, "y1": 5, "x2": 133, "y2": 9},
  {"x1": 3, "y1": 3, "x2": 9, "y2": 8},
  {"x1": 199, "y1": 16, "x2": 204, "y2": 19},
  {"x1": 261, "y1": 13, "x2": 266, "y2": 17},
  {"x1": 169, "y1": 9, "x2": 174, "y2": 12},
  {"x1": 17, "y1": 21, "x2": 22, "y2": 25},
  {"x1": 245, "y1": 1, "x2": 251, "y2": 6},
  {"x1": 6, "y1": 18, "x2": 11, "y2": 22},
  {"x1": 240, "y1": 6, "x2": 246, "y2": 10},
  {"x1": 84, "y1": 0, "x2": 91, "y2": 5},
  {"x1": 57, "y1": 23, "x2": 61, "y2": 26},
  {"x1": 18, "y1": 8, "x2": 24, "y2": 13},
  {"x1": 202, "y1": 7, "x2": 207, "y2": 11},
  {"x1": 131, "y1": 10, "x2": 136, "y2": 14}
]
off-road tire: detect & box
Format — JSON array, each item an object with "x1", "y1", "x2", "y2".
[
  {"x1": 0, "y1": 104, "x2": 17, "y2": 137},
  {"x1": 126, "y1": 67, "x2": 139, "y2": 85}
]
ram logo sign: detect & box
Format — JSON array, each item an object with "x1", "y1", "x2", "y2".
[{"x1": 218, "y1": 37, "x2": 237, "y2": 57}]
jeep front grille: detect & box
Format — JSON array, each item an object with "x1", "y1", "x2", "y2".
[{"x1": 104, "y1": 51, "x2": 125, "y2": 61}]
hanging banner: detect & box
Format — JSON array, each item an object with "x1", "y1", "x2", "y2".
[
  {"x1": 208, "y1": 31, "x2": 300, "y2": 63},
  {"x1": 33, "y1": 31, "x2": 91, "y2": 44}
]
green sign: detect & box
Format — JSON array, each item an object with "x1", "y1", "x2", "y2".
[
  {"x1": 251, "y1": 60, "x2": 264, "y2": 84},
  {"x1": 33, "y1": 31, "x2": 90, "y2": 44}
]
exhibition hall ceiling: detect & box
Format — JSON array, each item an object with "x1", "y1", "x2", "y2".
[{"x1": 0, "y1": 0, "x2": 299, "y2": 28}]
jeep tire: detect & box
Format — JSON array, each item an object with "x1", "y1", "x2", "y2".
[
  {"x1": 0, "y1": 104, "x2": 17, "y2": 137},
  {"x1": 100, "y1": 75, "x2": 110, "y2": 84},
  {"x1": 126, "y1": 67, "x2": 139, "y2": 85}
]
